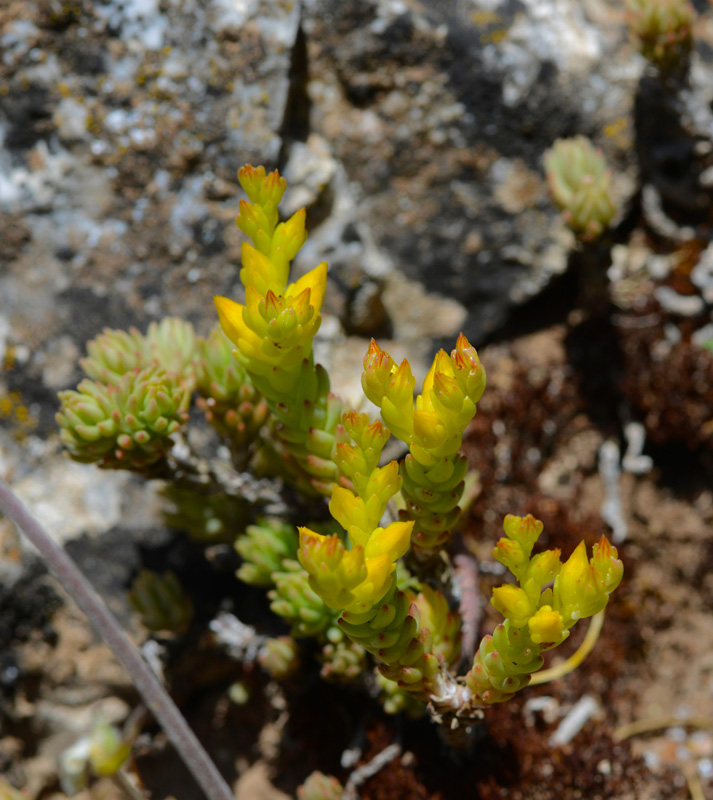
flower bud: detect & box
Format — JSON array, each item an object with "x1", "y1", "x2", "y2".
[
  {"x1": 298, "y1": 528, "x2": 367, "y2": 609},
  {"x1": 527, "y1": 605, "x2": 566, "y2": 645},
  {"x1": 491, "y1": 584, "x2": 537, "y2": 628},
  {"x1": 450, "y1": 333, "x2": 486, "y2": 403},
  {"x1": 362, "y1": 339, "x2": 396, "y2": 406},
  {"x1": 502, "y1": 514, "x2": 543, "y2": 557},
  {"x1": 237, "y1": 164, "x2": 286, "y2": 214},
  {"x1": 591, "y1": 536, "x2": 624, "y2": 594}
]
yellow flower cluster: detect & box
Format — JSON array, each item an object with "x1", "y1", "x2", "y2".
[
  {"x1": 361, "y1": 335, "x2": 485, "y2": 556},
  {"x1": 466, "y1": 514, "x2": 623, "y2": 703},
  {"x1": 298, "y1": 519, "x2": 412, "y2": 613},
  {"x1": 362, "y1": 335, "x2": 485, "y2": 466},
  {"x1": 214, "y1": 166, "x2": 341, "y2": 494},
  {"x1": 299, "y1": 409, "x2": 414, "y2": 613},
  {"x1": 214, "y1": 169, "x2": 328, "y2": 395},
  {"x1": 491, "y1": 515, "x2": 623, "y2": 645}
]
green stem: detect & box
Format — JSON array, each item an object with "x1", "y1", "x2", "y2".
[{"x1": 0, "y1": 476, "x2": 235, "y2": 800}]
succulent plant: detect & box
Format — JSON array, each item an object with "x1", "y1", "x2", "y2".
[
  {"x1": 626, "y1": 0, "x2": 695, "y2": 71},
  {"x1": 161, "y1": 484, "x2": 250, "y2": 542},
  {"x1": 195, "y1": 327, "x2": 270, "y2": 454},
  {"x1": 375, "y1": 671, "x2": 426, "y2": 718},
  {"x1": 269, "y1": 559, "x2": 336, "y2": 638},
  {"x1": 319, "y1": 627, "x2": 367, "y2": 682},
  {"x1": 235, "y1": 518, "x2": 299, "y2": 586},
  {"x1": 80, "y1": 326, "x2": 147, "y2": 385},
  {"x1": 544, "y1": 136, "x2": 616, "y2": 241},
  {"x1": 57, "y1": 366, "x2": 190, "y2": 469},
  {"x1": 258, "y1": 636, "x2": 301, "y2": 679},
  {"x1": 81, "y1": 317, "x2": 197, "y2": 386},
  {"x1": 129, "y1": 569, "x2": 194, "y2": 634},
  {"x1": 144, "y1": 317, "x2": 198, "y2": 382}
]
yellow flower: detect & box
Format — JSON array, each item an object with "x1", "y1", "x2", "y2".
[
  {"x1": 528, "y1": 605, "x2": 566, "y2": 645},
  {"x1": 213, "y1": 296, "x2": 266, "y2": 363},
  {"x1": 240, "y1": 243, "x2": 280, "y2": 296},
  {"x1": 364, "y1": 520, "x2": 413, "y2": 564},
  {"x1": 555, "y1": 541, "x2": 608, "y2": 621},
  {"x1": 287, "y1": 261, "x2": 328, "y2": 318},
  {"x1": 328, "y1": 485, "x2": 372, "y2": 547},
  {"x1": 361, "y1": 339, "x2": 396, "y2": 406},
  {"x1": 502, "y1": 514, "x2": 543, "y2": 554},
  {"x1": 450, "y1": 333, "x2": 486, "y2": 403},
  {"x1": 297, "y1": 528, "x2": 367, "y2": 609},
  {"x1": 491, "y1": 584, "x2": 536, "y2": 628}
]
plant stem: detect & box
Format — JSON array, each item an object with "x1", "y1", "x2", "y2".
[
  {"x1": 112, "y1": 769, "x2": 149, "y2": 800},
  {"x1": 0, "y1": 476, "x2": 235, "y2": 800}
]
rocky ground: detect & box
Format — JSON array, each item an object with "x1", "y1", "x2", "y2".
[{"x1": 2, "y1": 0, "x2": 713, "y2": 798}]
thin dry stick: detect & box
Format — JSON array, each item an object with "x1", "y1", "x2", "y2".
[
  {"x1": 112, "y1": 769, "x2": 149, "y2": 800},
  {"x1": 613, "y1": 715, "x2": 713, "y2": 742},
  {"x1": 452, "y1": 552, "x2": 480, "y2": 666},
  {"x1": 613, "y1": 715, "x2": 710, "y2": 800},
  {"x1": 0, "y1": 476, "x2": 235, "y2": 800},
  {"x1": 681, "y1": 761, "x2": 706, "y2": 800}
]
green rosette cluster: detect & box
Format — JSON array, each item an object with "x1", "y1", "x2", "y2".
[
  {"x1": 626, "y1": 0, "x2": 695, "y2": 71},
  {"x1": 57, "y1": 366, "x2": 190, "y2": 468},
  {"x1": 236, "y1": 518, "x2": 336, "y2": 637},
  {"x1": 214, "y1": 165, "x2": 343, "y2": 495},
  {"x1": 235, "y1": 518, "x2": 299, "y2": 586},
  {"x1": 81, "y1": 317, "x2": 197, "y2": 386},
  {"x1": 361, "y1": 335, "x2": 485, "y2": 558},
  {"x1": 129, "y1": 569, "x2": 194, "y2": 634},
  {"x1": 58, "y1": 317, "x2": 197, "y2": 469},
  {"x1": 269, "y1": 560, "x2": 337, "y2": 638},
  {"x1": 465, "y1": 514, "x2": 623, "y2": 704},
  {"x1": 80, "y1": 326, "x2": 146, "y2": 384},
  {"x1": 258, "y1": 636, "x2": 300, "y2": 680},
  {"x1": 161, "y1": 484, "x2": 249, "y2": 542},
  {"x1": 319, "y1": 625, "x2": 367, "y2": 681},
  {"x1": 375, "y1": 671, "x2": 425, "y2": 718},
  {"x1": 195, "y1": 327, "x2": 270, "y2": 456},
  {"x1": 544, "y1": 136, "x2": 616, "y2": 241}
]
